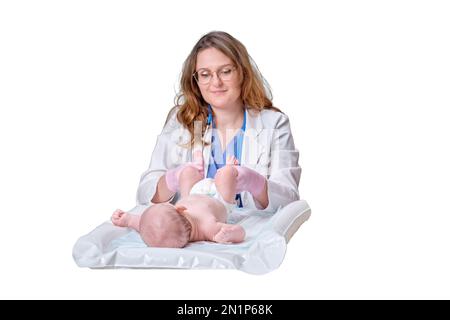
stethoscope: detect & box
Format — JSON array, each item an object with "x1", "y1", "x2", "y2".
[
  {"x1": 203, "y1": 104, "x2": 244, "y2": 207},
  {"x1": 204, "y1": 104, "x2": 213, "y2": 137}
]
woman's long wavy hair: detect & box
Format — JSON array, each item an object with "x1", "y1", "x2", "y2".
[{"x1": 173, "y1": 31, "x2": 281, "y2": 145}]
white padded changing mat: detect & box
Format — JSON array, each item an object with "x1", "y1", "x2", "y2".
[{"x1": 72, "y1": 200, "x2": 311, "y2": 274}]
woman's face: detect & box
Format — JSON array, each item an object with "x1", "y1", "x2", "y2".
[{"x1": 195, "y1": 47, "x2": 242, "y2": 110}]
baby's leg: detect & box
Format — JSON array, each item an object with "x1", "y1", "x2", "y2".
[
  {"x1": 178, "y1": 165, "x2": 203, "y2": 198},
  {"x1": 215, "y1": 164, "x2": 238, "y2": 204},
  {"x1": 212, "y1": 222, "x2": 245, "y2": 244},
  {"x1": 111, "y1": 209, "x2": 140, "y2": 231}
]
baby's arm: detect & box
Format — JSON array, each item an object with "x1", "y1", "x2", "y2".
[
  {"x1": 111, "y1": 209, "x2": 140, "y2": 231},
  {"x1": 212, "y1": 222, "x2": 245, "y2": 244}
]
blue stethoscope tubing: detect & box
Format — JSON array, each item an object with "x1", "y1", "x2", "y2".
[{"x1": 203, "y1": 104, "x2": 244, "y2": 207}]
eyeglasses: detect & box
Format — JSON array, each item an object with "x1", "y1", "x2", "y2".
[{"x1": 193, "y1": 65, "x2": 237, "y2": 85}]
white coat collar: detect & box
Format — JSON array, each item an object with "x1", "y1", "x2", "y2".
[
  {"x1": 244, "y1": 108, "x2": 264, "y2": 137},
  {"x1": 199, "y1": 107, "x2": 265, "y2": 176}
]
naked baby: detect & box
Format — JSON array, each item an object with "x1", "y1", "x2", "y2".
[{"x1": 111, "y1": 154, "x2": 265, "y2": 248}]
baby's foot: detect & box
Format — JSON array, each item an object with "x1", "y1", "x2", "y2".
[
  {"x1": 226, "y1": 155, "x2": 239, "y2": 165},
  {"x1": 111, "y1": 209, "x2": 130, "y2": 227},
  {"x1": 193, "y1": 150, "x2": 204, "y2": 168},
  {"x1": 213, "y1": 225, "x2": 245, "y2": 244}
]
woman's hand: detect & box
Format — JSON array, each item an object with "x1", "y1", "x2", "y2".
[
  {"x1": 234, "y1": 165, "x2": 266, "y2": 197},
  {"x1": 165, "y1": 161, "x2": 204, "y2": 193}
]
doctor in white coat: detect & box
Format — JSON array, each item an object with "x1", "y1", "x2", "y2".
[{"x1": 137, "y1": 31, "x2": 301, "y2": 213}]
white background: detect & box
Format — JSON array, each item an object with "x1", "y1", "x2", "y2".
[{"x1": 1, "y1": 0, "x2": 449, "y2": 299}]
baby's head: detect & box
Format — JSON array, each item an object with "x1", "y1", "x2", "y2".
[{"x1": 139, "y1": 203, "x2": 191, "y2": 248}]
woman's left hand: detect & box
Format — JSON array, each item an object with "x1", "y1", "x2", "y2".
[{"x1": 234, "y1": 165, "x2": 267, "y2": 197}]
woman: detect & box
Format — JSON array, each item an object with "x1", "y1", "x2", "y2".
[{"x1": 137, "y1": 31, "x2": 301, "y2": 212}]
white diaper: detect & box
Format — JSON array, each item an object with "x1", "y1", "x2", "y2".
[{"x1": 189, "y1": 178, "x2": 236, "y2": 214}]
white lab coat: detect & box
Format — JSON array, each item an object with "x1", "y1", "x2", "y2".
[{"x1": 136, "y1": 106, "x2": 301, "y2": 212}]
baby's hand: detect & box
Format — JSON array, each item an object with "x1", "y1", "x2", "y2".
[{"x1": 111, "y1": 209, "x2": 129, "y2": 227}]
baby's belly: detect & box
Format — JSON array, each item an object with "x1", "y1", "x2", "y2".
[{"x1": 177, "y1": 194, "x2": 227, "y2": 223}]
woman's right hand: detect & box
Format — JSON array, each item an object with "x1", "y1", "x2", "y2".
[{"x1": 165, "y1": 160, "x2": 204, "y2": 193}]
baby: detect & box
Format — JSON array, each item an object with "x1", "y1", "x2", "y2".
[{"x1": 111, "y1": 154, "x2": 245, "y2": 248}]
